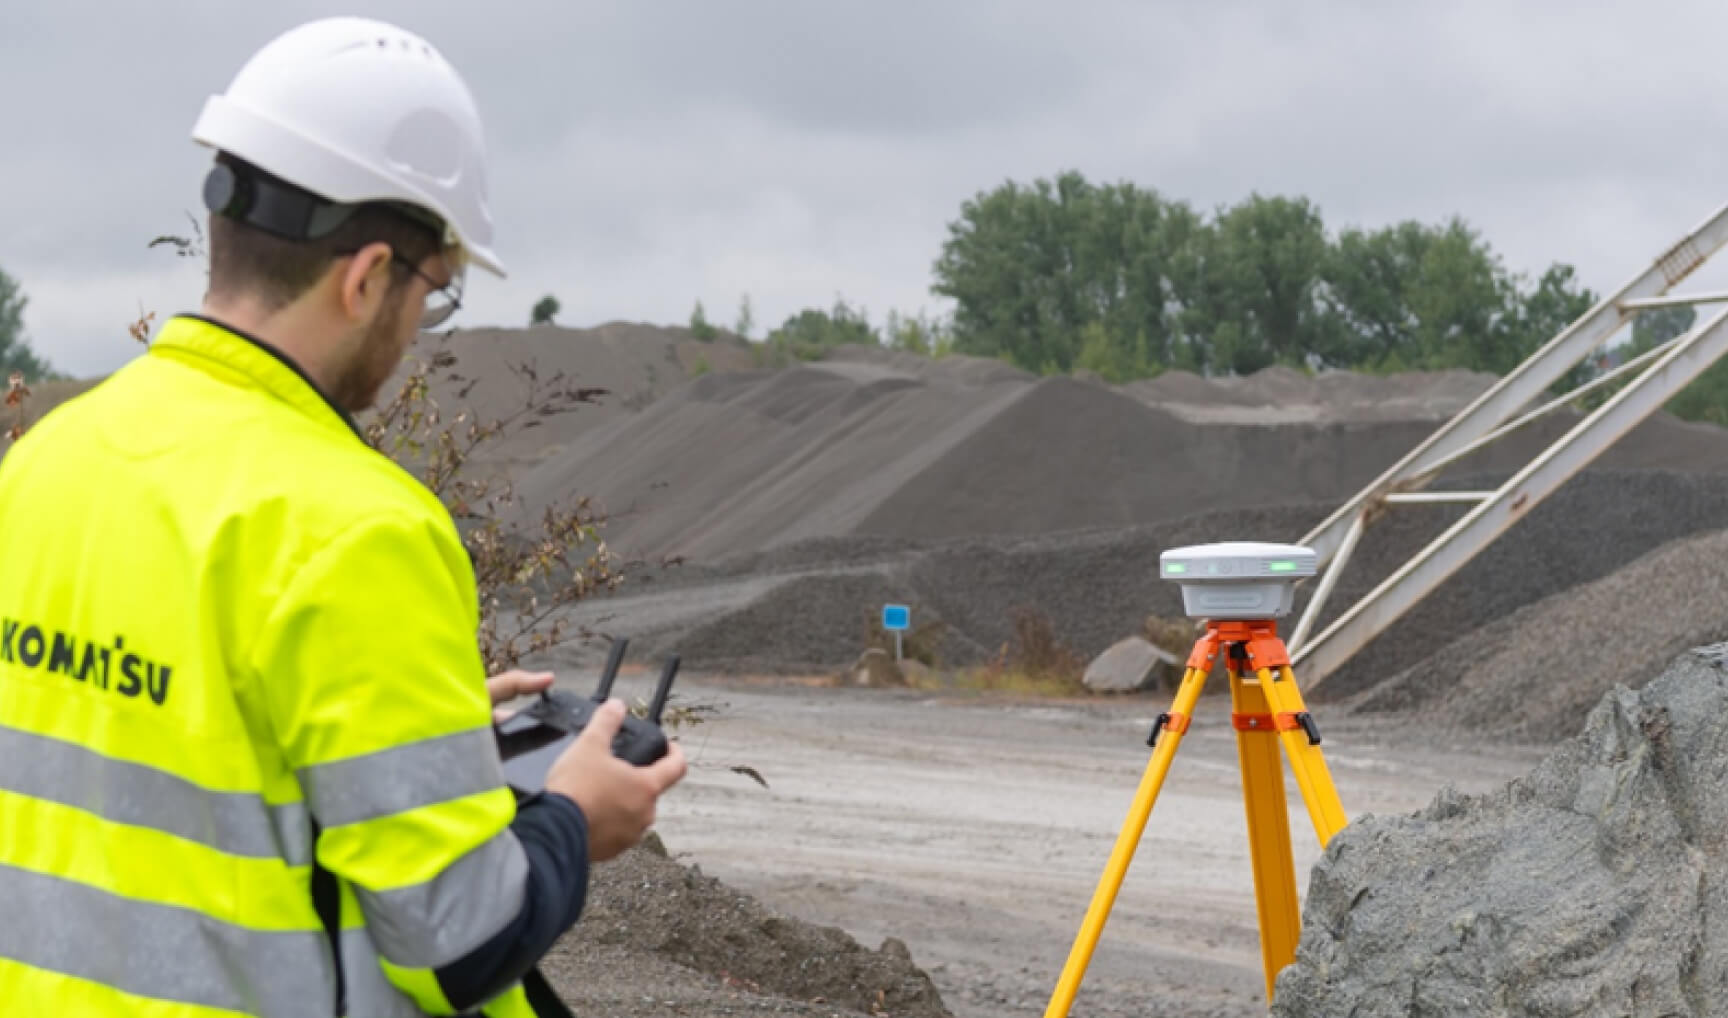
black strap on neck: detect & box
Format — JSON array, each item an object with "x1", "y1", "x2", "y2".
[
  {"x1": 523, "y1": 966, "x2": 574, "y2": 1017},
  {"x1": 308, "y1": 818, "x2": 565, "y2": 1018},
  {"x1": 309, "y1": 820, "x2": 349, "y2": 1017}
]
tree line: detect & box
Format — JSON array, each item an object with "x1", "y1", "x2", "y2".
[
  {"x1": 11, "y1": 168, "x2": 1728, "y2": 428},
  {"x1": 928, "y1": 170, "x2": 1598, "y2": 382}
]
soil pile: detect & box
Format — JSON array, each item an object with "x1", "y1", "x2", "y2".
[
  {"x1": 1345, "y1": 526, "x2": 1728, "y2": 743},
  {"x1": 1271, "y1": 642, "x2": 1728, "y2": 1016},
  {"x1": 397, "y1": 321, "x2": 759, "y2": 470},
  {"x1": 560, "y1": 471, "x2": 1728, "y2": 722},
  {"x1": 1125, "y1": 365, "x2": 1502, "y2": 424},
  {"x1": 514, "y1": 356, "x2": 1728, "y2": 564},
  {"x1": 544, "y1": 837, "x2": 953, "y2": 1018}
]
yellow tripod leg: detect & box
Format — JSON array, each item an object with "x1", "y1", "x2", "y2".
[
  {"x1": 1258, "y1": 665, "x2": 1348, "y2": 846},
  {"x1": 1231, "y1": 666, "x2": 1300, "y2": 1004},
  {"x1": 1042, "y1": 662, "x2": 1210, "y2": 1018}
]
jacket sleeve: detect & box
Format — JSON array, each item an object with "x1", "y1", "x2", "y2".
[{"x1": 249, "y1": 509, "x2": 591, "y2": 1014}]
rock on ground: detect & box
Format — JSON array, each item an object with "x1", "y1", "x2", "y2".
[
  {"x1": 543, "y1": 835, "x2": 953, "y2": 1017},
  {"x1": 851, "y1": 647, "x2": 908, "y2": 688},
  {"x1": 1083, "y1": 636, "x2": 1174, "y2": 692},
  {"x1": 1270, "y1": 642, "x2": 1728, "y2": 1017}
]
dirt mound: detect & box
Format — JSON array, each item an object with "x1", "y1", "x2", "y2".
[
  {"x1": 522, "y1": 358, "x2": 1728, "y2": 564},
  {"x1": 1346, "y1": 527, "x2": 1728, "y2": 743},
  {"x1": 1309, "y1": 470, "x2": 1728, "y2": 703},
  {"x1": 510, "y1": 363, "x2": 1032, "y2": 561},
  {"x1": 1271, "y1": 643, "x2": 1728, "y2": 1016},
  {"x1": 398, "y1": 321, "x2": 759, "y2": 468},
  {"x1": 1124, "y1": 366, "x2": 1500, "y2": 424},
  {"x1": 554, "y1": 471, "x2": 1728, "y2": 699},
  {"x1": 819, "y1": 343, "x2": 1035, "y2": 387},
  {"x1": 512, "y1": 339, "x2": 1728, "y2": 565},
  {"x1": 544, "y1": 838, "x2": 952, "y2": 1018}
]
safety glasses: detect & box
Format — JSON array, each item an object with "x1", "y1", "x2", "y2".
[
  {"x1": 333, "y1": 243, "x2": 466, "y2": 330},
  {"x1": 393, "y1": 253, "x2": 465, "y2": 330}
]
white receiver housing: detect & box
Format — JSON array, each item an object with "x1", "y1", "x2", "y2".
[{"x1": 1160, "y1": 542, "x2": 1318, "y2": 620}]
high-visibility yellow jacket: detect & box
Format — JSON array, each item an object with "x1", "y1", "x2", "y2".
[{"x1": 0, "y1": 315, "x2": 583, "y2": 1017}]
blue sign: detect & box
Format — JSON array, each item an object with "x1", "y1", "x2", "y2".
[{"x1": 882, "y1": 604, "x2": 911, "y2": 631}]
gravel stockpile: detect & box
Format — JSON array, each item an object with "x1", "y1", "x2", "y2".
[
  {"x1": 1308, "y1": 470, "x2": 1728, "y2": 701},
  {"x1": 1270, "y1": 643, "x2": 1728, "y2": 1016},
  {"x1": 387, "y1": 321, "x2": 760, "y2": 469},
  {"x1": 569, "y1": 470, "x2": 1728, "y2": 688},
  {"x1": 511, "y1": 342, "x2": 1728, "y2": 565},
  {"x1": 1346, "y1": 526, "x2": 1728, "y2": 743},
  {"x1": 545, "y1": 837, "x2": 952, "y2": 1018}
]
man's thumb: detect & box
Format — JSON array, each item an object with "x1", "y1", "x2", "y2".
[{"x1": 582, "y1": 698, "x2": 627, "y2": 743}]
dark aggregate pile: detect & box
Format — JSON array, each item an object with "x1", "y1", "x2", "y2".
[
  {"x1": 612, "y1": 470, "x2": 1728, "y2": 736},
  {"x1": 1270, "y1": 642, "x2": 1728, "y2": 1017},
  {"x1": 516, "y1": 355, "x2": 1728, "y2": 565},
  {"x1": 1302, "y1": 469, "x2": 1728, "y2": 701},
  {"x1": 543, "y1": 836, "x2": 953, "y2": 1018},
  {"x1": 1347, "y1": 526, "x2": 1728, "y2": 744}
]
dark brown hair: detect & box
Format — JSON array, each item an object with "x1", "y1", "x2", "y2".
[{"x1": 205, "y1": 156, "x2": 447, "y2": 313}]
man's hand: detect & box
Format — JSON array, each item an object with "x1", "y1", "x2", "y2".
[
  {"x1": 486, "y1": 669, "x2": 554, "y2": 724},
  {"x1": 546, "y1": 698, "x2": 688, "y2": 861}
]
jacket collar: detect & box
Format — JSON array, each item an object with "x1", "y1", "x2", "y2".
[{"x1": 149, "y1": 314, "x2": 365, "y2": 441}]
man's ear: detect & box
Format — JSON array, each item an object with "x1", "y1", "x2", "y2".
[{"x1": 337, "y1": 242, "x2": 395, "y2": 323}]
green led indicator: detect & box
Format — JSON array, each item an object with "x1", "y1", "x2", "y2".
[
  {"x1": 1268, "y1": 560, "x2": 1298, "y2": 572},
  {"x1": 1166, "y1": 563, "x2": 1188, "y2": 574}
]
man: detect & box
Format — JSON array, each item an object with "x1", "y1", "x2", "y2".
[{"x1": 0, "y1": 16, "x2": 685, "y2": 1018}]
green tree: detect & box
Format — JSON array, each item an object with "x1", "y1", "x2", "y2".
[
  {"x1": 883, "y1": 309, "x2": 955, "y2": 357},
  {"x1": 1505, "y1": 263, "x2": 1598, "y2": 391},
  {"x1": 1630, "y1": 304, "x2": 1695, "y2": 354},
  {"x1": 1173, "y1": 194, "x2": 1339, "y2": 374},
  {"x1": 932, "y1": 170, "x2": 1193, "y2": 376},
  {"x1": 0, "y1": 268, "x2": 54, "y2": 381},
  {"x1": 930, "y1": 171, "x2": 1599, "y2": 383},
  {"x1": 1323, "y1": 219, "x2": 1505, "y2": 371},
  {"x1": 766, "y1": 297, "x2": 878, "y2": 355},
  {"x1": 1619, "y1": 303, "x2": 1728, "y2": 426},
  {"x1": 1320, "y1": 219, "x2": 1593, "y2": 377},
  {"x1": 530, "y1": 294, "x2": 560, "y2": 326},
  {"x1": 689, "y1": 300, "x2": 717, "y2": 341},
  {"x1": 734, "y1": 294, "x2": 755, "y2": 340}
]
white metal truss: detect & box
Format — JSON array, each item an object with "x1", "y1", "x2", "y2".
[{"x1": 1287, "y1": 200, "x2": 1728, "y2": 694}]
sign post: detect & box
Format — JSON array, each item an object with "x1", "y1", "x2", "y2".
[{"x1": 882, "y1": 604, "x2": 911, "y2": 662}]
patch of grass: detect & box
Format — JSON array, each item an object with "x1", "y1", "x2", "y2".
[
  {"x1": 925, "y1": 666, "x2": 1090, "y2": 697},
  {"x1": 897, "y1": 607, "x2": 1089, "y2": 696},
  {"x1": 861, "y1": 608, "x2": 946, "y2": 669}
]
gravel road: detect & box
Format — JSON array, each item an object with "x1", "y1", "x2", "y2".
[{"x1": 583, "y1": 670, "x2": 1551, "y2": 1017}]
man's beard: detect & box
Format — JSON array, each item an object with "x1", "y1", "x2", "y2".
[{"x1": 330, "y1": 290, "x2": 409, "y2": 414}]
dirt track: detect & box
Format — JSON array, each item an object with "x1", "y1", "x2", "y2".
[{"x1": 594, "y1": 671, "x2": 1552, "y2": 1017}]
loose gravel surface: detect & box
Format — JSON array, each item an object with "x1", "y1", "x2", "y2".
[{"x1": 539, "y1": 671, "x2": 1549, "y2": 1017}]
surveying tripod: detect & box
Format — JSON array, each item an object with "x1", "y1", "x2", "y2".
[{"x1": 1043, "y1": 617, "x2": 1347, "y2": 1015}]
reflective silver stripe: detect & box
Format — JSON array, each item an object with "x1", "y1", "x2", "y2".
[
  {"x1": 0, "y1": 724, "x2": 312, "y2": 866},
  {"x1": 342, "y1": 929, "x2": 438, "y2": 1018},
  {"x1": 299, "y1": 727, "x2": 506, "y2": 828},
  {"x1": 356, "y1": 828, "x2": 529, "y2": 968},
  {"x1": 0, "y1": 863, "x2": 331, "y2": 1018}
]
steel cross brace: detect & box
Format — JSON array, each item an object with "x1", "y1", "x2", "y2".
[{"x1": 1286, "y1": 199, "x2": 1728, "y2": 693}]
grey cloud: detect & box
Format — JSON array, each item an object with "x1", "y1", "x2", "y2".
[{"x1": 7, "y1": 0, "x2": 1728, "y2": 378}]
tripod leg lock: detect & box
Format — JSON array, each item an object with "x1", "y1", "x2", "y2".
[
  {"x1": 1147, "y1": 711, "x2": 1191, "y2": 747},
  {"x1": 1232, "y1": 712, "x2": 1322, "y2": 745}
]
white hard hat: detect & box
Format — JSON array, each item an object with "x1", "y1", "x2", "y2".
[{"x1": 191, "y1": 16, "x2": 505, "y2": 277}]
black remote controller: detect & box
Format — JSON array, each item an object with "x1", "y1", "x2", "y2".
[{"x1": 496, "y1": 640, "x2": 680, "y2": 792}]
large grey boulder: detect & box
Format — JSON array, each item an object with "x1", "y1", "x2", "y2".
[
  {"x1": 1271, "y1": 643, "x2": 1728, "y2": 1016},
  {"x1": 1083, "y1": 636, "x2": 1179, "y2": 693}
]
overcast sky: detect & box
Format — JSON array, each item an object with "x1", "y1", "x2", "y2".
[{"x1": 8, "y1": 0, "x2": 1728, "y2": 379}]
